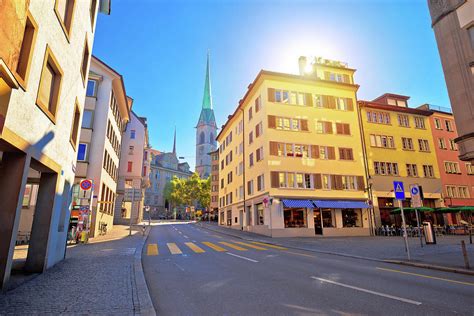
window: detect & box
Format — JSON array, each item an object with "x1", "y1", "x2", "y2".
[
  {"x1": 469, "y1": 26, "x2": 474, "y2": 49},
  {"x1": 82, "y1": 110, "x2": 93, "y2": 128},
  {"x1": 370, "y1": 134, "x2": 395, "y2": 148},
  {"x1": 444, "y1": 161, "x2": 460, "y2": 174},
  {"x1": 255, "y1": 96, "x2": 261, "y2": 112},
  {"x1": 401, "y1": 137, "x2": 414, "y2": 150},
  {"x1": 227, "y1": 172, "x2": 233, "y2": 184},
  {"x1": 249, "y1": 131, "x2": 253, "y2": 145},
  {"x1": 316, "y1": 121, "x2": 333, "y2": 134},
  {"x1": 256, "y1": 147, "x2": 264, "y2": 162},
  {"x1": 342, "y1": 176, "x2": 356, "y2": 190},
  {"x1": 86, "y1": 80, "x2": 97, "y2": 97},
  {"x1": 249, "y1": 153, "x2": 254, "y2": 167},
  {"x1": 438, "y1": 138, "x2": 447, "y2": 149},
  {"x1": 434, "y1": 118, "x2": 442, "y2": 129},
  {"x1": 256, "y1": 203, "x2": 264, "y2": 225},
  {"x1": 367, "y1": 111, "x2": 391, "y2": 124},
  {"x1": 284, "y1": 209, "x2": 307, "y2": 228},
  {"x1": 77, "y1": 143, "x2": 88, "y2": 161},
  {"x1": 22, "y1": 184, "x2": 33, "y2": 208},
  {"x1": 322, "y1": 210, "x2": 334, "y2": 228},
  {"x1": 445, "y1": 120, "x2": 453, "y2": 131},
  {"x1": 255, "y1": 122, "x2": 263, "y2": 138},
  {"x1": 466, "y1": 163, "x2": 474, "y2": 175},
  {"x1": 418, "y1": 139, "x2": 430, "y2": 152},
  {"x1": 397, "y1": 114, "x2": 410, "y2": 127},
  {"x1": 248, "y1": 106, "x2": 253, "y2": 120},
  {"x1": 336, "y1": 123, "x2": 350, "y2": 135},
  {"x1": 247, "y1": 180, "x2": 254, "y2": 195},
  {"x1": 336, "y1": 98, "x2": 348, "y2": 111},
  {"x1": 374, "y1": 162, "x2": 399, "y2": 176},
  {"x1": 90, "y1": 0, "x2": 97, "y2": 28},
  {"x1": 257, "y1": 174, "x2": 264, "y2": 191},
  {"x1": 423, "y1": 165, "x2": 435, "y2": 178},
  {"x1": 127, "y1": 161, "x2": 133, "y2": 172},
  {"x1": 129, "y1": 146, "x2": 134, "y2": 155},
  {"x1": 54, "y1": 0, "x2": 75, "y2": 38},
  {"x1": 414, "y1": 117, "x2": 425, "y2": 129},
  {"x1": 342, "y1": 209, "x2": 362, "y2": 227},
  {"x1": 279, "y1": 172, "x2": 286, "y2": 188},
  {"x1": 36, "y1": 46, "x2": 63, "y2": 122},
  {"x1": 221, "y1": 178, "x2": 224, "y2": 189},
  {"x1": 131, "y1": 129, "x2": 136, "y2": 139},
  {"x1": 459, "y1": 186, "x2": 470, "y2": 198},
  {"x1": 81, "y1": 38, "x2": 90, "y2": 84},
  {"x1": 70, "y1": 102, "x2": 80, "y2": 149},
  {"x1": 449, "y1": 139, "x2": 457, "y2": 151},
  {"x1": 322, "y1": 174, "x2": 331, "y2": 189},
  {"x1": 16, "y1": 12, "x2": 37, "y2": 87},
  {"x1": 339, "y1": 148, "x2": 354, "y2": 160},
  {"x1": 406, "y1": 164, "x2": 418, "y2": 177}
]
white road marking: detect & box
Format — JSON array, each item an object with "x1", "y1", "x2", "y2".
[
  {"x1": 226, "y1": 252, "x2": 259, "y2": 263},
  {"x1": 173, "y1": 263, "x2": 185, "y2": 272},
  {"x1": 184, "y1": 235, "x2": 189, "y2": 239},
  {"x1": 310, "y1": 277, "x2": 422, "y2": 306},
  {"x1": 178, "y1": 231, "x2": 182, "y2": 234},
  {"x1": 192, "y1": 240, "x2": 197, "y2": 242}
]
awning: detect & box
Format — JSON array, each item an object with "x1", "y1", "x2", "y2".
[
  {"x1": 312, "y1": 200, "x2": 371, "y2": 209},
  {"x1": 282, "y1": 199, "x2": 314, "y2": 208}
]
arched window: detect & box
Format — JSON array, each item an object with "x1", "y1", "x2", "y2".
[
  {"x1": 209, "y1": 133, "x2": 214, "y2": 144},
  {"x1": 199, "y1": 132, "x2": 205, "y2": 144}
]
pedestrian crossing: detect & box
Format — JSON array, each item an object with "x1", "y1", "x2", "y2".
[{"x1": 145, "y1": 240, "x2": 287, "y2": 256}]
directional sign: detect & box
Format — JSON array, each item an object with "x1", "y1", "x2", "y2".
[
  {"x1": 393, "y1": 181, "x2": 405, "y2": 200},
  {"x1": 410, "y1": 184, "x2": 422, "y2": 208}
]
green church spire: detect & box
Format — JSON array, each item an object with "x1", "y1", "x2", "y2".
[{"x1": 202, "y1": 52, "x2": 213, "y2": 110}]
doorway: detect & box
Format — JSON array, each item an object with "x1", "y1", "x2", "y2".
[{"x1": 314, "y1": 210, "x2": 322, "y2": 235}]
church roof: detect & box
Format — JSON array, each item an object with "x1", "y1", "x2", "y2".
[{"x1": 197, "y1": 53, "x2": 217, "y2": 127}]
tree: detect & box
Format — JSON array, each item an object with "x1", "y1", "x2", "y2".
[{"x1": 197, "y1": 176, "x2": 210, "y2": 210}]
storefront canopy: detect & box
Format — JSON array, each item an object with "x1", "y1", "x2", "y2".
[
  {"x1": 391, "y1": 207, "x2": 434, "y2": 214},
  {"x1": 312, "y1": 200, "x2": 371, "y2": 209},
  {"x1": 282, "y1": 199, "x2": 314, "y2": 208}
]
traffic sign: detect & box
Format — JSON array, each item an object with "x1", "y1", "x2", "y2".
[
  {"x1": 393, "y1": 181, "x2": 405, "y2": 200},
  {"x1": 80, "y1": 179, "x2": 93, "y2": 191},
  {"x1": 410, "y1": 184, "x2": 422, "y2": 208}
]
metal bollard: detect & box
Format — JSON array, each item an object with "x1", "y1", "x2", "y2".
[
  {"x1": 142, "y1": 224, "x2": 146, "y2": 236},
  {"x1": 461, "y1": 240, "x2": 470, "y2": 270}
]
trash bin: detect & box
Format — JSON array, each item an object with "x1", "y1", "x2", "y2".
[{"x1": 422, "y1": 221, "x2": 436, "y2": 244}]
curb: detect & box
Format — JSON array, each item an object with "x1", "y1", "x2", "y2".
[
  {"x1": 133, "y1": 225, "x2": 156, "y2": 316},
  {"x1": 198, "y1": 223, "x2": 474, "y2": 276}
]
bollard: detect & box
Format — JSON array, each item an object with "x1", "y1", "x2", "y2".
[{"x1": 461, "y1": 240, "x2": 470, "y2": 270}]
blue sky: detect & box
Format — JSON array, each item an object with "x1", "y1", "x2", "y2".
[{"x1": 92, "y1": 0, "x2": 449, "y2": 170}]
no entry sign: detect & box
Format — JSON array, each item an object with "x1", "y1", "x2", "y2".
[{"x1": 80, "y1": 179, "x2": 93, "y2": 191}]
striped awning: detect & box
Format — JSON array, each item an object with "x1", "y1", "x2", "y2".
[
  {"x1": 312, "y1": 200, "x2": 371, "y2": 209},
  {"x1": 282, "y1": 199, "x2": 314, "y2": 208}
]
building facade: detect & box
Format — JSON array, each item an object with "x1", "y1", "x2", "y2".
[
  {"x1": 73, "y1": 56, "x2": 130, "y2": 237},
  {"x1": 209, "y1": 149, "x2": 219, "y2": 219},
  {"x1": 195, "y1": 54, "x2": 217, "y2": 178},
  {"x1": 419, "y1": 104, "x2": 474, "y2": 223},
  {"x1": 114, "y1": 111, "x2": 150, "y2": 225},
  {"x1": 0, "y1": 0, "x2": 108, "y2": 289},
  {"x1": 358, "y1": 94, "x2": 443, "y2": 227},
  {"x1": 428, "y1": 0, "x2": 474, "y2": 162},
  {"x1": 217, "y1": 57, "x2": 371, "y2": 237}
]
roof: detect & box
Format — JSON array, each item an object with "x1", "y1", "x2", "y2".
[
  {"x1": 373, "y1": 93, "x2": 410, "y2": 103},
  {"x1": 197, "y1": 108, "x2": 216, "y2": 127},
  {"x1": 358, "y1": 100, "x2": 432, "y2": 116}
]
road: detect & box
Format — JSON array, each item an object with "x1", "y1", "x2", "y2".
[{"x1": 142, "y1": 221, "x2": 474, "y2": 315}]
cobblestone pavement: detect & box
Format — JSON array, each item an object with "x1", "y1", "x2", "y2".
[
  {"x1": 199, "y1": 222, "x2": 474, "y2": 270},
  {"x1": 0, "y1": 225, "x2": 151, "y2": 315}
]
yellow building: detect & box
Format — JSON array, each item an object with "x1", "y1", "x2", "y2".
[
  {"x1": 358, "y1": 94, "x2": 443, "y2": 227},
  {"x1": 217, "y1": 57, "x2": 370, "y2": 237}
]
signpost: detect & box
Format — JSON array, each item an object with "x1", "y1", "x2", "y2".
[
  {"x1": 394, "y1": 181, "x2": 410, "y2": 260},
  {"x1": 124, "y1": 188, "x2": 143, "y2": 236},
  {"x1": 410, "y1": 184, "x2": 423, "y2": 247}
]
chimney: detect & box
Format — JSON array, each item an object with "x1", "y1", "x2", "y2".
[{"x1": 298, "y1": 56, "x2": 307, "y2": 76}]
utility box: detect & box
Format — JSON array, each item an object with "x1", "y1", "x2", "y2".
[{"x1": 423, "y1": 221, "x2": 436, "y2": 244}]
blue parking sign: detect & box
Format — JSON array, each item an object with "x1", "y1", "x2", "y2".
[{"x1": 393, "y1": 181, "x2": 405, "y2": 200}]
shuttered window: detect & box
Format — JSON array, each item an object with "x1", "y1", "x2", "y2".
[
  {"x1": 336, "y1": 123, "x2": 350, "y2": 135},
  {"x1": 36, "y1": 46, "x2": 63, "y2": 122},
  {"x1": 339, "y1": 148, "x2": 354, "y2": 160}
]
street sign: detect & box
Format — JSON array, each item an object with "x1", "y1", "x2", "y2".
[
  {"x1": 393, "y1": 181, "x2": 405, "y2": 200},
  {"x1": 80, "y1": 179, "x2": 93, "y2": 191},
  {"x1": 410, "y1": 184, "x2": 422, "y2": 208}
]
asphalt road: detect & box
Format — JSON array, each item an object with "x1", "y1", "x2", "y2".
[{"x1": 142, "y1": 221, "x2": 474, "y2": 315}]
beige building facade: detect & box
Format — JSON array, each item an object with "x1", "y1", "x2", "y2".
[
  {"x1": 0, "y1": 0, "x2": 108, "y2": 289},
  {"x1": 428, "y1": 0, "x2": 474, "y2": 162},
  {"x1": 73, "y1": 56, "x2": 130, "y2": 237},
  {"x1": 209, "y1": 149, "x2": 219, "y2": 219}
]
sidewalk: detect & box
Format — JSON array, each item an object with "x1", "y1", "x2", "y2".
[
  {"x1": 0, "y1": 224, "x2": 155, "y2": 315},
  {"x1": 199, "y1": 222, "x2": 474, "y2": 274}
]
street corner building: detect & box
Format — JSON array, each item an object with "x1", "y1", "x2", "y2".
[
  {"x1": 358, "y1": 94, "x2": 443, "y2": 227},
  {"x1": 217, "y1": 57, "x2": 371, "y2": 238},
  {"x1": 0, "y1": 0, "x2": 110, "y2": 289}
]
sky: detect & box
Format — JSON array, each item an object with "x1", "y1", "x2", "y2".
[{"x1": 92, "y1": 0, "x2": 450, "y2": 170}]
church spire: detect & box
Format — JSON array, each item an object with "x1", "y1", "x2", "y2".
[
  {"x1": 172, "y1": 126, "x2": 176, "y2": 155},
  {"x1": 202, "y1": 51, "x2": 213, "y2": 110}
]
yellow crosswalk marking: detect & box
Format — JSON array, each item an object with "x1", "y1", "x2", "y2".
[
  {"x1": 234, "y1": 241, "x2": 267, "y2": 250},
  {"x1": 147, "y1": 243, "x2": 158, "y2": 256},
  {"x1": 251, "y1": 241, "x2": 287, "y2": 250},
  {"x1": 219, "y1": 241, "x2": 247, "y2": 251},
  {"x1": 202, "y1": 242, "x2": 227, "y2": 252},
  {"x1": 185, "y1": 242, "x2": 205, "y2": 253},
  {"x1": 167, "y1": 243, "x2": 182, "y2": 254}
]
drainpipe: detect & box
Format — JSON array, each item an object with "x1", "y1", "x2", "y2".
[
  {"x1": 239, "y1": 108, "x2": 246, "y2": 230},
  {"x1": 356, "y1": 98, "x2": 375, "y2": 236}
]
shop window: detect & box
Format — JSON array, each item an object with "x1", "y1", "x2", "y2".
[
  {"x1": 36, "y1": 46, "x2": 63, "y2": 123},
  {"x1": 256, "y1": 203, "x2": 264, "y2": 225},
  {"x1": 16, "y1": 12, "x2": 38, "y2": 87},
  {"x1": 284, "y1": 209, "x2": 307, "y2": 228},
  {"x1": 342, "y1": 209, "x2": 362, "y2": 227},
  {"x1": 322, "y1": 210, "x2": 334, "y2": 228}
]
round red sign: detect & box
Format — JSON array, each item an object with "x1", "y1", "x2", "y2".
[{"x1": 80, "y1": 179, "x2": 92, "y2": 191}]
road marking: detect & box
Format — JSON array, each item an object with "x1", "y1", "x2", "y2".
[
  {"x1": 202, "y1": 242, "x2": 227, "y2": 252},
  {"x1": 185, "y1": 242, "x2": 205, "y2": 253},
  {"x1": 167, "y1": 243, "x2": 183, "y2": 255},
  {"x1": 285, "y1": 251, "x2": 316, "y2": 258},
  {"x1": 234, "y1": 241, "x2": 267, "y2": 250},
  {"x1": 226, "y1": 252, "x2": 258, "y2": 263},
  {"x1": 251, "y1": 241, "x2": 287, "y2": 250},
  {"x1": 376, "y1": 267, "x2": 474, "y2": 286},
  {"x1": 212, "y1": 234, "x2": 223, "y2": 239},
  {"x1": 178, "y1": 231, "x2": 182, "y2": 234},
  {"x1": 183, "y1": 235, "x2": 189, "y2": 239},
  {"x1": 219, "y1": 241, "x2": 247, "y2": 251},
  {"x1": 192, "y1": 240, "x2": 197, "y2": 242},
  {"x1": 311, "y1": 277, "x2": 422, "y2": 306},
  {"x1": 146, "y1": 244, "x2": 158, "y2": 256}
]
